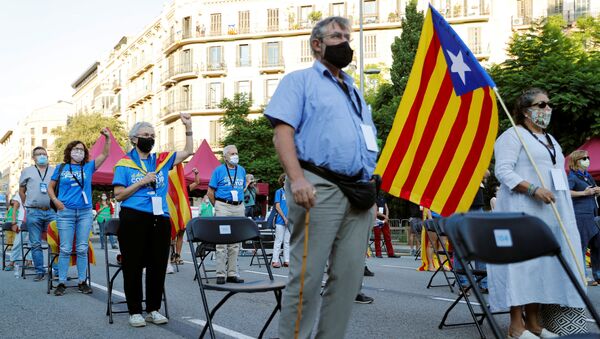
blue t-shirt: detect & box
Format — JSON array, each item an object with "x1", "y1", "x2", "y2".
[
  {"x1": 112, "y1": 152, "x2": 176, "y2": 216},
  {"x1": 568, "y1": 170, "x2": 597, "y2": 215},
  {"x1": 51, "y1": 161, "x2": 96, "y2": 209},
  {"x1": 209, "y1": 164, "x2": 246, "y2": 202},
  {"x1": 274, "y1": 188, "x2": 288, "y2": 225}
]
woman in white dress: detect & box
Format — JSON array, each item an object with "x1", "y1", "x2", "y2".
[{"x1": 490, "y1": 88, "x2": 584, "y2": 339}]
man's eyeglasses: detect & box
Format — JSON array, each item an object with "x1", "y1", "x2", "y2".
[
  {"x1": 322, "y1": 32, "x2": 352, "y2": 41},
  {"x1": 530, "y1": 101, "x2": 550, "y2": 109}
]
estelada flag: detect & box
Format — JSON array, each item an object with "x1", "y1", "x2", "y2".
[
  {"x1": 167, "y1": 163, "x2": 191, "y2": 240},
  {"x1": 376, "y1": 5, "x2": 498, "y2": 216},
  {"x1": 47, "y1": 220, "x2": 96, "y2": 266}
]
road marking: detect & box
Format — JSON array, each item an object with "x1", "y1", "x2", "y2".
[
  {"x1": 244, "y1": 270, "x2": 288, "y2": 278},
  {"x1": 186, "y1": 318, "x2": 256, "y2": 339},
  {"x1": 381, "y1": 264, "x2": 419, "y2": 270},
  {"x1": 90, "y1": 281, "x2": 126, "y2": 298},
  {"x1": 586, "y1": 318, "x2": 597, "y2": 323},
  {"x1": 431, "y1": 296, "x2": 481, "y2": 306}
]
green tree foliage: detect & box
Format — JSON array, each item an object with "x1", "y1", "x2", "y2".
[
  {"x1": 489, "y1": 15, "x2": 600, "y2": 152},
  {"x1": 51, "y1": 113, "x2": 128, "y2": 163},
  {"x1": 390, "y1": 0, "x2": 424, "y2": 97},
  {"x1": 219, "y1": 94, "x2": 282, "y2": 197}
]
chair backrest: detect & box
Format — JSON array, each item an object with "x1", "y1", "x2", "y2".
[
  {"x1": 186, "y1": 216, "x2": 260, "y2": 244},
  {"x1": 443, "y1": 212, "x2": 560, "y2": 264},
  {"x1": 423, "y1": 218, "x2": 437, "y2": 232},
  {"x1": 105, "y1": 218, "x2": 120, "y2": 236}
]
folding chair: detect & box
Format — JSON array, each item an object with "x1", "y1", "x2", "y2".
[
  {"x1": 187, "y1": 216, "x2": 286, "y2": 339},
  {"x1": 18, "y1": 222, "x2": 37, "y2": 279},
  {"x1": 409, "y1": 218, "x2": 423, "y2": 260},
  {"x1": 250, "y1": 226, "x2": 277, "y2": 267},
  {"x1": 104, "y1": 218, "x2": 169, "y2": 324},
  {"x1": 443, "y1": 212, "x2": 600, "y2": 339},
  {"x1": 47, "y1": 221, "x2": 91, "y2": 293},
  {"x1": 193, "y1": 240, "x2": 217, "y2": 283},
  {"x1": 424, "y1": 219, "x2": 455, "y2": 293},
  {"x1": 1, "y1": 222, "x2": 14, "y2": 270}
]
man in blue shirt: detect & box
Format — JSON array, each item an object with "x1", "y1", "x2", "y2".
[
  {"x1": 207, "y1": 144, "x2": 246, "y2": 284},
  {"x1": 264, "y1": 16, "x2": 378, "y2": 339}
]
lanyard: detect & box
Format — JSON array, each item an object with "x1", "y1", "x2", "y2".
[
  {"x1": 35, "y1": 165, "x2": 48, "y2": 181},
  {"x1": 335, "y1": 78, "x2": 363, "y2": 118},
  {"x1": 226, "y1": 166, "x2": 238, "y2": 188},
  {"x1": 69, "y1": 163, "x2": 85, "y2": 189},
  {"x1": 523, "y1": 126, "x2": 556, "y2": 166}
]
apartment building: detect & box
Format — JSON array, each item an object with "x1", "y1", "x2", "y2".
[{"x1": 72, "y1": 0, "x2": 598, "y2": 154}]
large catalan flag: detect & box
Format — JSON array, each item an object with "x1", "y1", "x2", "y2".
[
  {"x1": 167, "y1": 163, "x2": 192, "y2": 240},
  {"x1": 376, "y1": 5, "x2": 498, "y2": 216}
]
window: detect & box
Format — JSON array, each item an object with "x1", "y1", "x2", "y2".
[
  {"x1": 468, "y1": 27, "x2": 482, "y2": 54},
  {"x1": 299, "y1": 5, "x2": 312, "y2": 27},
  {"x1": 210, "y1": 13, "x2": 222, "y2": 35},
  {"x1": 168, "y1": 127, "x2": 175, "y2": 149},
  {"x1": 365, "y1": 34, "x2": 377, "y2": 58},
  {"x1": 209, "y1": 120, "x2": 222, "y2": 146},
  {"x1": 181, "y1": 85, "x2": 192, "y2": 110},
  {"x1": 330, "y1": 2, "x2": 345, "y2": 17},
  {"x1": 574, "y1": 0, "x2": 590, "y2": 18},
  {"x1": 300, "y1": 40, "x2": 312, "y2": 62},
  {"x1": 239, "y1": 11, "x2": 250, "y2": 34},
  {"x1": 183, "y1": 16, "x2": 192, "y2": 38},
  {"x1": 42, "y1": 126, "x2": 48, "y2": 134},
  {"x1": 364, "y1": 0, "x2": 378, "y2": 21},
  {"x1": 181, "y1": 49, "x2": 193, "y2": 72},
  {"x1": 267, "y1": 8, "x2": 279, "y2": 31},
  {"x1": 548, "y1": 0, "x2": 563, "y2": 15},
  {"x1": 236, "y1": 80, "x2": 252, "y2": 100},
  {"x1": 265, "y1": 79, "x2": 279, "y2": 103},
  {"x1": 207, "y1": 82, "x2": 223, "y2": 108},
  {"x1": 31, "y1": 138, "x2": 35, "y2": 146},
  {"x1": 208, "y1": 46, "x2": 223, "y2": 70},
  {"x1": 516, "y1": 0, "x2": 532, "y2": 22},
  {"x1": 30, "y1": 127, "x2": 34, "y2": 135},
  {"x1": 237, "y1": 44, "x2": 251, "y2": 67},
  {"x1": 42, "y1": 139, "x2": 47, "y2": 149},
  {"x1": 263, "y1": 41, "x2": 282, "y2": 66}
]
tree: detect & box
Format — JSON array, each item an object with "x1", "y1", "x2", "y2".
[
  {"x1": 489, "y1": 15, "x2": 600, "y2": 152},
  {"x1": 219, "y1": 94, "x2": 282, "y2": 197},
  {"x1": 390, "y1": 0, "x2": 424, "y2": 97},
  {"x1": 51, "y1": 113, "x2": 128, "y2": 163}
]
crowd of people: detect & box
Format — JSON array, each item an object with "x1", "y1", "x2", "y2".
[{"x1": 2, "y1": 15, "x2": 599, "y2": 339}]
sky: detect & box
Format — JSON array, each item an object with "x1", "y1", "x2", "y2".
[{"x1": 0, "y1": 0, "x2": 168, "y2": 135}]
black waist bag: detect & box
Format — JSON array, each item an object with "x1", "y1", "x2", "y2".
[{"x1": 300, "y1": 161, "x2": 377, "y2": 210}]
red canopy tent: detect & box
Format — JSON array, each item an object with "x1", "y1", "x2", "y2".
[
  {"x1": 89, "y1": 129, "x2": 126, "y2": 185},
  {"x1": 183, "y1": 139, "x2": 221, "y2": 189},
  {"x1": 564, "y1": 137, "x2": 600, "y2": 181}
]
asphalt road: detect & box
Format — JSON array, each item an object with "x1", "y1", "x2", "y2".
[{"x1": 1, "y1": 241, "x2": 599, "y2": 339}]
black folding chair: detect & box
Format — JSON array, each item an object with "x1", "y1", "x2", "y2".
[
  {"x1": 444, "y1": 212, "x2": 600, "y2": 339},
  {"x1": 187, "y1": 216, "x2": 286, "y2": 339},
  {"x1": 104, "y1": 218, "x2": 169, "y2": 324},
  {"x1": 18, "y1": 222, "x2": 38, "y2": 279},
  {"x1": 193, "y1": 240, "x2": 217, "y2": 283},
  {"x1": 424, "y1": 219, "x2": 456, "y2": 293},
  {"x1": 1, "y1": 222, "x2": 14, "y2": 270}
]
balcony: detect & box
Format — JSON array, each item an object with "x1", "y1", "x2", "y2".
[
  {"x1": 112, "y1": 79, "x2": 122, "y2": 93},
  {"x1": 127, "y1": 87, "x2": 154, "y2": 108},
  {"x1": 259, "y1": 58, "x2": 285, "y2": 74},
  {"x1": 201, "y1": 62, "x2": 227, "y2": 77},
  {"x1": 111, "y1": 104, "x2": 121, "y2": 117},
  {"x1": 128, "y1": 57, "x2": 154, "y2": 81},
  {"x1": 160, "y1": 63, "x2": 199, "y2": 86}
]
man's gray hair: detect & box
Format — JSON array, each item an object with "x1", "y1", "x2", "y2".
[
  {"x1": 223, "y1": 144, "x2": 237, "y2": 157},
  {"x1": 309, "y1": 16, "x2": 351, "y2": 57},
  {"x1": 128, "y1": 122, "x2": 154, "y2": 142}
]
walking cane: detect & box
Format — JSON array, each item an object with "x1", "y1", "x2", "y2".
[{"x1": 294, "y1": 211, "x2": 310, "y2": 339}]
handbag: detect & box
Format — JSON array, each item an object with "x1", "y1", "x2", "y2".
[
  {"x1": 540, "y1": 304, "x2": 587, "y2": 335},
  {"x1": 49, "y1": 163, "x2": 66, "y2": 213}
]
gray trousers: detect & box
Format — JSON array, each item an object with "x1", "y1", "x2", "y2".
[
  {"x1": 214, "y1": 201, "x2": 245, "y2": 277},
  {"x1": 279, "y1": 170, "x2": 374, "y2": 339}
]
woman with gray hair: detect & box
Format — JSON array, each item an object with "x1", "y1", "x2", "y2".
[{"x1": 113, "y1": 113, "x2": 193, "y2": 327}]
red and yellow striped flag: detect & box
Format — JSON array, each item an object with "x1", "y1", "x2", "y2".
[
  {"x1": 167, "y1": 163, "x2": 192, "y2": 240},
  {"x1": 47, "y1": 220, "x2": 96, "y2": 266},
  {"x1": 376, "y1": 5, "x2": 498, "y2": 216}
]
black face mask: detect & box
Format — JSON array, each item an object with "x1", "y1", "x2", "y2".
[
  {"x1": 136, "y1": 137, "x2": 155, "y2": 153},
  {"x1": 323, "y1": 41, "x2": 353, "y2": 69}
]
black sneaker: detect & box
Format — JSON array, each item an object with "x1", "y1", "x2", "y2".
[
  {"x1": 33, "y1": 273, "x2": 46, "y2": 282},
  {"x1": 364, "y1": 266, "x2": 375, "y2": 277},
  {"x1": 216, "y1": 277, "x2": 226, "y2": 285},
  {"x1": 78, "y1": 282, "x2": 93, "y2": 294},
  {"x1": 354, "y1": 293, "x2": 374, "y2": 304},
  {"x1": 54, "y1": 283, "x2": 66, "y2": 296}
]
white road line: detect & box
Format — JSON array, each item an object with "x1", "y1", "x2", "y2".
[
  {"x1": 243, "y1": 270, "x2": 288, "y2": 278},
  {"x1": 186, "y1": 318, "x2": 256, "y2": 339},
  {"x1": 586, "y1": 318, "x2": 597, "y2": 323},
  {"x1": 431, "y1": 296, "x2": 481, "y2": 306},
  {"x1": 89, "y1": 280, "x2": 256, "y2": 338},
  {"x1": 381, "y1": 264, "x2": 419, "y2": 270}
]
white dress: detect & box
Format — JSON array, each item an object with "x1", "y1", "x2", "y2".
[{"x1": 488, "y1": 126, "x2": 585, "y2": 311}]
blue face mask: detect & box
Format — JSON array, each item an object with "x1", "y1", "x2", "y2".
[{"x1": 36, "y1": 155, "x2": 48, "y2": 166}]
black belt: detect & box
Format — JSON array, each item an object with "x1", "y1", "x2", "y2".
[
  {"x1": 26, "y1": 206, "x2": 50, "y2": 211},
  {"x1": 299, "y1": 160, "x2": 362, "y2": 183},
  {"x1": 215, "y1": 198, "x2": 243, "y2": 206}
]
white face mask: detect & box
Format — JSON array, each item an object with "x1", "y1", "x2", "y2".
[
  {"x1": 101, "y1": 195, "x2": 107, "y2": 200},
  {"x1": 71, "y1": 149, "x2": 85, "y2": 163},
  {"x1": 229, "y1": 154, "x2": 239, "y2": 165},
  {"x1": 527, "y1": 108, "x2": 552, "y2": 129},
  {"x1": 580, "y1": 159, "x2": 591, "y2": 170}
]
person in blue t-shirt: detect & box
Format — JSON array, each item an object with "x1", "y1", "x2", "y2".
[
  {"x1": 112, "y1": 114, "x2": 193, "y2": 328},
  {"x1": 207, "y1": 144, "x2": 246, "y2": 284},
  {"x1": 48, "y1": 128, "x2": 110, "y2": 296},
  {"x1": 271, "y1": 174, "x2": 290, "y2": 268}
]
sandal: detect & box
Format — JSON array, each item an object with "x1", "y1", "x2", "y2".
[{"x1": 587, "y1": 280, "x2": 599, "y2": 286}]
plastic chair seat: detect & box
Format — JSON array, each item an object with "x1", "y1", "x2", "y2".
[{"x1": 206, "y1": 279, "x2": 285, "y2": 293}]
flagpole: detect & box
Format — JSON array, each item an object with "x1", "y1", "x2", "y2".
[{"x1": 493, "y1": 87, "x2": 587, "y2": 285}]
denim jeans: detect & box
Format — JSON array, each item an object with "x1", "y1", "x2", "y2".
[
  {"x1": 98, "y1": 220, "x2": 116, "y2": 248},
  {"x1": 56, "y1": 208, "x2": 92, "y2": 283},
  {"x1": 10, "y1": 221, "x2": 32, "y2": 262},
  {"x1": 25, "y1": 208, "x2": 56, "y2": 274},
  {"x1": 454, "y1": 258, "x2": 488, "y2": 289}
]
